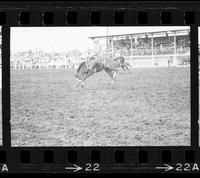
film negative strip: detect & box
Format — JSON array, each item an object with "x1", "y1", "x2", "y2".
[{"x1": 0, "y1": 1, "x2": 199, "y2": 173}]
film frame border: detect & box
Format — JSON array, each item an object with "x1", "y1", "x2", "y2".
[{"x1": 0, "y1": 1, "x2": 199, "y2": 173}]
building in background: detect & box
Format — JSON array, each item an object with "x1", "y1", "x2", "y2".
[
  {"x1": 11, "y1": 28, "x2": 190, "y2": 69},
  {"x1": 89, "y1": 28, "x2": 190, "y2": 67}
]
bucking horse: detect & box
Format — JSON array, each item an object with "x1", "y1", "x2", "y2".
[{"x1": 75, "y1": 56, "x2": 131, "y2": 88}]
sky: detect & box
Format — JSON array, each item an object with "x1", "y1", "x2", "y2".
[{"x1": 11, "y1": 26, "x2": 190, "y2": 53}]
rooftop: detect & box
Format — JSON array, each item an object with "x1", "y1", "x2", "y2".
[{"x1": 89, "y1": 29, "x2": 190, "y2": 40}]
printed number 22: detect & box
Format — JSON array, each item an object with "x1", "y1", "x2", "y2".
[{"x1": 85, "y1": 163, "x2": 100, "y2": 171}]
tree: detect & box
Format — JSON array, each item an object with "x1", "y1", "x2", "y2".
[{"x1": 66, "y1": 49, "x2": 82, "y2": 58}]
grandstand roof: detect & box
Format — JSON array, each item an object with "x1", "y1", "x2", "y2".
[{"x1": 89, "y1": 29, "x2": 190, "y2": 40}]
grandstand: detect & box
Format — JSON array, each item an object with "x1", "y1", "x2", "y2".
[
  {"x1": 11, "y1": 28, "x2": 190, "y2": 69},
  {"x1": 89, "y1": 29, "x2": 190, "y2": 67}
]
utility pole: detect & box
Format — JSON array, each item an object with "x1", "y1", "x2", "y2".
[
  {"x1": 151, "y1": 33, "x2": 154, "y2": 66},
  {"x1": 174, "y1": 31, "x2": 177, "y2": 66}
]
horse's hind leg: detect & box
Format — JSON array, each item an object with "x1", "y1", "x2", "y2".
[
  {"x1": 123, "y1": 63, "x2": 130, "y2": 71},
  {"x1": 123, "y1": 63, "x2": 131, "y2": 72},
  {"x1": 111, "y1": 78, "x2": 115, "y2": 86},
  {"x1": 104, "y1": 68, "x2": 116, "y2": 86},
  {"x1": 112, "y1": 71, "x2": 117, "y2": 80},
  {"x1": 121, "y1": 65, "x2": 126, "y2": 71},
  {"x1": 125, "y1": 65, "x2": 129, "y2": 71}
]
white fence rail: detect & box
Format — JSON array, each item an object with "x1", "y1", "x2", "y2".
[
  {"x1": 11, "y1": 53, "x2": 190, "y2": 70},
  {"x1": 124, "y1": 53, "x2": 190, "y2": 67}
]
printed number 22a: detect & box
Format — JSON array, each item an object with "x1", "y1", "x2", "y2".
[
  {"x1": 85, "y1": 163, "x2": 100, "y2": 171},
  {"x1": 176, "y1": 163, "x2": 199, "y2": 171}
]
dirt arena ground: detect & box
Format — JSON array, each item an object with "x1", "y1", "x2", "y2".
[{"x1": 11, "y1": 67, "x2": 190, "y2": 146}]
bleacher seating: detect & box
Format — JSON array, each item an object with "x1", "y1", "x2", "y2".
[{"x1": 11, "y1": 34, "x2": 190, "y2": 69}]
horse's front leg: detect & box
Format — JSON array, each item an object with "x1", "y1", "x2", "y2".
[
  {"x1": 75, "y1": 73, "x2": 86, "y2": 88},
  {"x1": 83, "y1": 70, "x2": 95, "y2": 80},
  {"x1": 76, "y1": 78, "x2": 83, "y2": 87},
  {"x1": 112, "y1": 71, "x2": 117, "y2": 79},
  {"x1": 80, "y1": 81, "x2": 85, "y2": 88},
  {"x1": 77, "y1": 70, "x2": 94, "y2": 88},
  {"x1": 111, "y1": 71, "x2": 117, "y2": 86},
  {"x1": 121, "y1": 65, "x2": 126, "y2": 71}
]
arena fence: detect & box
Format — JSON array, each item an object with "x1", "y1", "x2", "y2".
[
  {"x1": 124, "y1": 53, "x2": 190, "y2": 68},
  {"x1": 10, "y1": 53, "x2": 190, "y2": 70}
]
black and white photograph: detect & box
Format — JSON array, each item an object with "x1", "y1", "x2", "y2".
[{"x1": 10, "y1": 26, "x2": 190, "y2": 146}]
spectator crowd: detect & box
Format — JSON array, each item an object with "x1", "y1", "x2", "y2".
[{"x1": 11, "y1": 34, "x2": 190, "y2": 69}]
